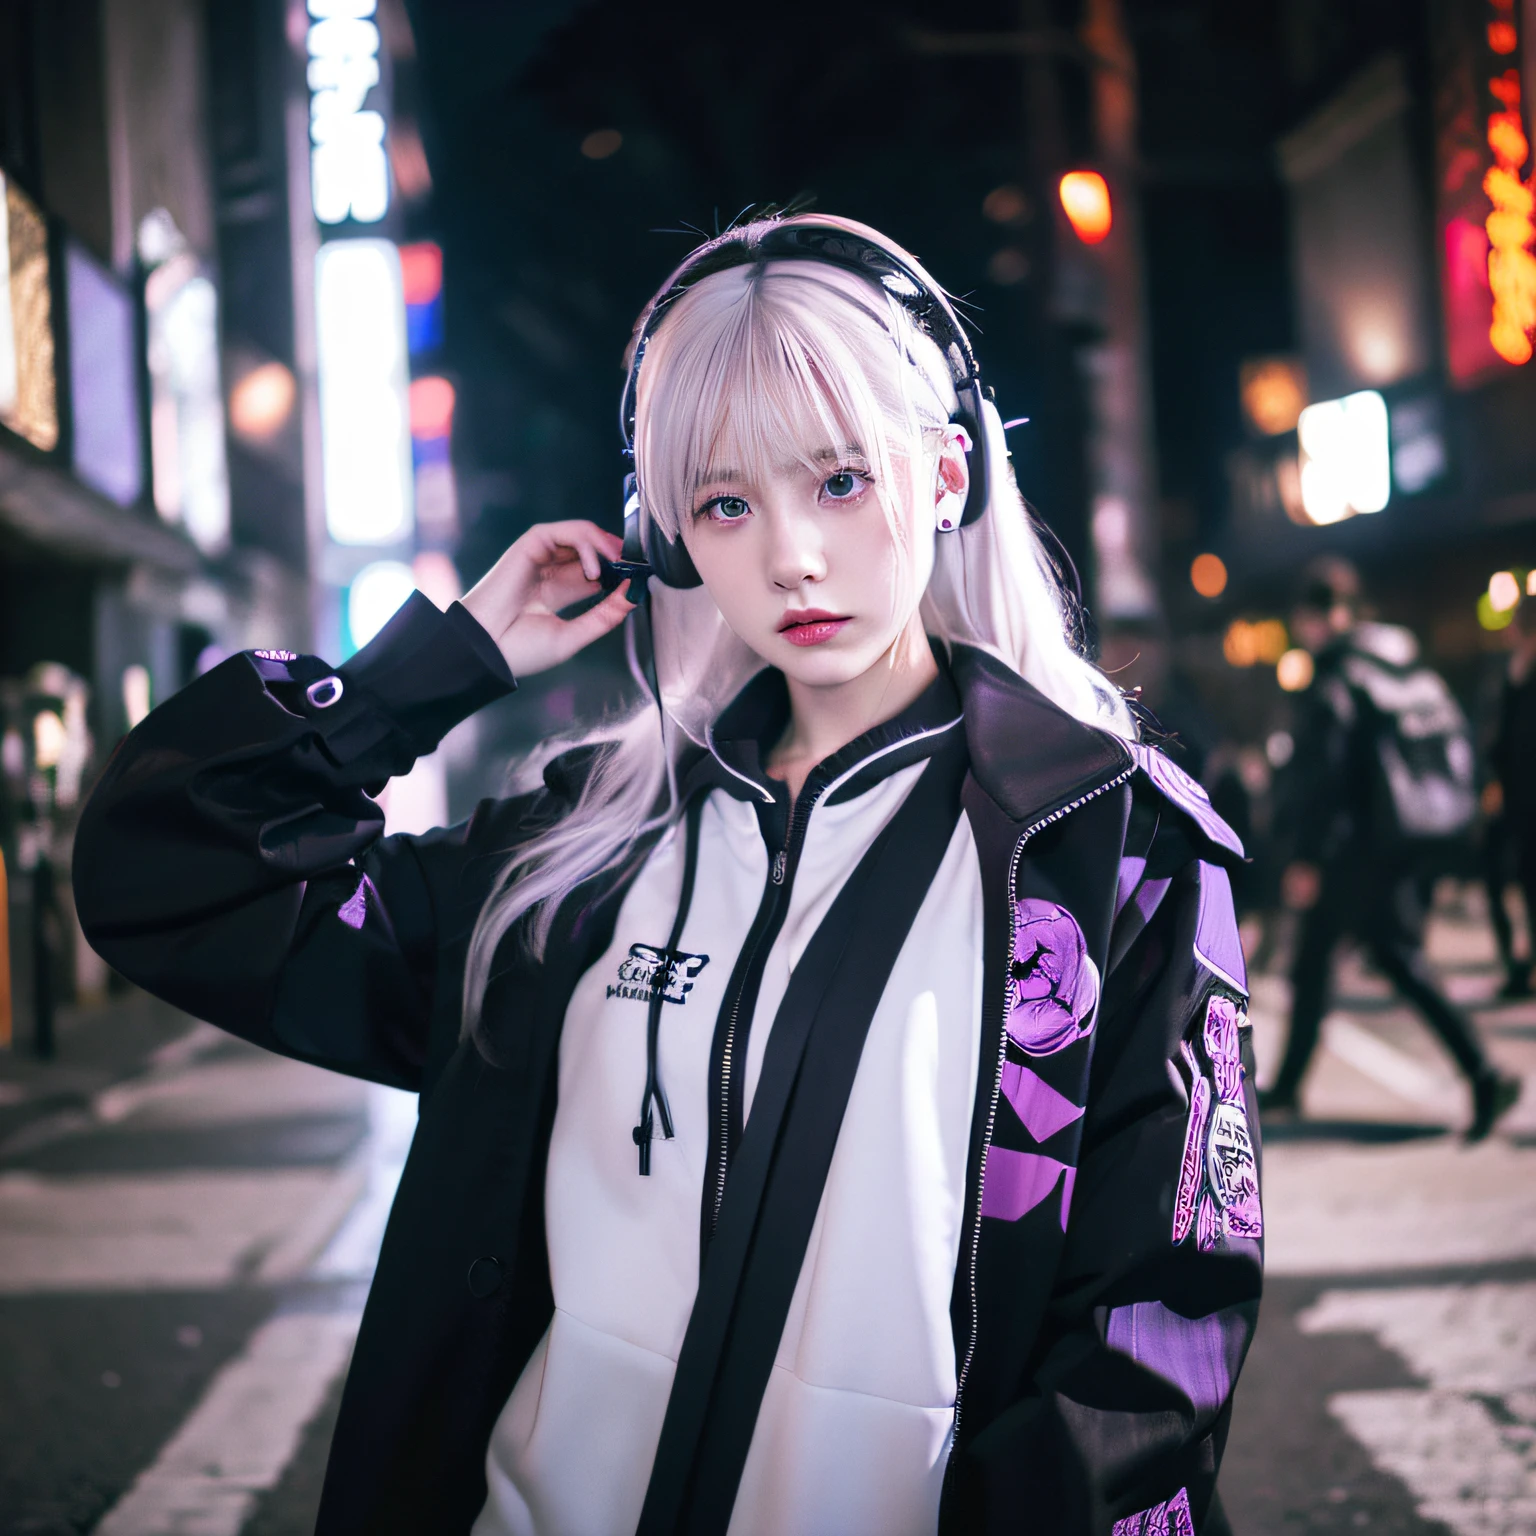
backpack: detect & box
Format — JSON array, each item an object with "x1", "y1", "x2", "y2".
[{"x1": 1338, "y1": 624, "x2": 1477, "y2": 847}]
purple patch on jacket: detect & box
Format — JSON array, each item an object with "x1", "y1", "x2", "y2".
[
  {"x1": 1204, "y1": 994, "x2": 1243, "y2": 1103},
  {"x1": 980, "y1": 1147, "x2": 1075, "y2": 1229},
  {"x1": 1107, "y1": 1300, "x2": 1246, "y2": 1416},
  {"x1": 1174, "y1": 995, "x2": 1262, "y2": 1253},
  {"x1": 1008, "y1": 900, "x2": 1100, "y2": 1056},
  {"x1": 1000, "y1": 1059, "x2": 1085, "y2": 1144},
  {"x1": 1195, "y1": 862, "x2": 1247, "y2": 996},
  {"x1": 338, "y1": 876, "x2": 369, "y2": 930},
  {"x1": 1129, "y1": 742, "x2": 1244, "y2": 858},
  {"x1": 1113, "y1": 1486, "x2": 1195, "y2": 1536}
]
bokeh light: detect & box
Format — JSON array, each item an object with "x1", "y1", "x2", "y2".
[
  {"x1": 1059, "y1": 172, "x2": 1112, "y2": 244},
  {"x1": 408, "y1": 376, "x2": 455, "y2": 439},
  {"x1": 1489, "y1": 570, "x2": 1521, "y2": 612},
  {"x1": 580, "y1": 129, "x2": 622, "y2": 160},
  {"x1": 1276, "y1": 648, "x2": 1316, "y2": 692},
  {"x1": 228, "y1": 361, "x2": 296, "y2": 441},
  {"x1": 348, "y1": 561, "x2": 417, "y2": 651},
  {"x1": 1191, "y1": 553, "x2": 1228, "y2": 598}
]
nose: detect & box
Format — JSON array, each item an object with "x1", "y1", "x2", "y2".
[{"x1": 765, "y1": 502, "x2": 827, "y2": 591}]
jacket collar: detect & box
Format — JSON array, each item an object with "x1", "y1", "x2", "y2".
[
  {"x1": 680, "y1": 659, "x2": 965, "y2": 809},
  {"x1": 947, "y1": 644, "x2": 1133, "y2": 829},
  {"x1": 672, "y1": 644, "x2": 1132, "y2": 828}
]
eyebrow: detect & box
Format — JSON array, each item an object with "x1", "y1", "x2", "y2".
[{"x1": 692, "y1": 445, "x2": 866, "y2": 488}]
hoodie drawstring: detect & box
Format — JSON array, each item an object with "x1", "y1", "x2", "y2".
[{"x1": 634, "y1": 799, "x2": 703, "y2": 1175}]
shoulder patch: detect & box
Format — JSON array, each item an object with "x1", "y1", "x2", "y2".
[{"x1": 1128, "y1": 742, "x2": 1244, "y2": 859}]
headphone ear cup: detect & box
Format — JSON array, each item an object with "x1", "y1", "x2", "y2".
[
  {"x1": 622, "y1": 473, "x2": 702, "y2": 587},
  {"x1": 644, "y1": 523, "x2": 703, "y2": 588}
]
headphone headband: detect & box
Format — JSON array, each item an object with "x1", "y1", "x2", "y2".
[
  {"x1": 610, "y1": 216, "x2": 990, "y2": 590},
  {"x1": 620, "y1": 220, "x2": 984, "y2": 453}
]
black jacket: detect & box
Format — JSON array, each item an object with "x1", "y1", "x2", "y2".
[{"x1": 73, "y1": 594, "x2": 1261, "y2": 1535}]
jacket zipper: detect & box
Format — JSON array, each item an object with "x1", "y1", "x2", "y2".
[
  {"x1": 708, "y1": 783, "x2": 825, "y2": 1239},
  {"x1": 942, "y1": 763, "x2": 1136, "y2": 1513}
]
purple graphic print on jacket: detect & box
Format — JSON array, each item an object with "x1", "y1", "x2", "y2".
[
  {"x1": 338, "y1": 875, "x2": 371, "y2": 930},
  {"x1": 1008, "y1": 900, "x2": 1100, "y2": 1056},
  {"x1": 1173, "y1": 995, "x2": 1263, "y2": 1252},
  {"x1": 980, "y1": 1148, "x2": 1075, "y2": 1228},
  {"x1": 1112, "y1": 1484, "x2": 1195, "y2": 1536},
  {"x1": 1000, "y1": 1059, "x2": 1085, "y2": 1143}
]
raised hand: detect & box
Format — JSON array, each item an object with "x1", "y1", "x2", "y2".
[{"x1": 460, "y1": 520, "x2": 635, "y2": 677}]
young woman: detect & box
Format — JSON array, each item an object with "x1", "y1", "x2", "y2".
[{"x1": 74, "y1": 215, "x2": 1261, "y2": 1536}]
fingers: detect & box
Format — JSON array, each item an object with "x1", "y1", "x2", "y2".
[
  {"x1": 538, "y1": 558, "x2": 608, "y2": 612},
  {"x1": 517, "y1": 520, "x2": 623, "y2": 583},
  {"x1": 511, "y1": 583, "x2": 636, "y2": 676}
]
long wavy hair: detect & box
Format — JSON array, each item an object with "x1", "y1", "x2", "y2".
[{"x1": 462, "y1": 215, "x2": 1134, "y2": 1037}]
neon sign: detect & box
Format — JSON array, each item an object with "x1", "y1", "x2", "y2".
[
  {"x1": 307, "y1": 0, "x2": 389, "y2": 225},
  {"x1": 315, "y1": 239, "x2": 413, "y2": 545},
  {"x1": 1484, "y1": 1, "x2": 1535, "y2": 365}
]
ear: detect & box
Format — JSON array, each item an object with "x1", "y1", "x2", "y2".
[{"x1": 934, "y1": 426, "x2": 971, "y2": 533}]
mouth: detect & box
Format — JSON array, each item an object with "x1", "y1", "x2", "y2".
[{"x1": 777, "y1": 609, "x2": 851, "y2": 647}]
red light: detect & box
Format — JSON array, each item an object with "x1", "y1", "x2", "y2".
[
  {"x1": 1059, "y1": 172, "x2": 1112, "y2": 244},
  {"x1": 399, "y1": 242, "x2": 443, "y2": 307},
  {"x1": 409, "y1": 376, "x2": 455, "y2": 439},
  {"x1": 1489, "y1": 20, "x2": 1518, "y2": 53}
]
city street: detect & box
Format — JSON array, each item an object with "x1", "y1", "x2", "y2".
[{"x1": 1, "y1": 889, "x2": 1532, "y2": 1534}]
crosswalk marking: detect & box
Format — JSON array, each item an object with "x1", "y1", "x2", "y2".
[
  {"x1": 1298, "y1": 1282, "x2": 1536, "y2": 1534},
  {"x1": 1322, "y1": 1015, "x2": 1461, "y2": 1112},
  {"x1": 1261, "y1": 1139, "x2": 1536, "y2": 1275},
  {"x1": 94, "y1": 1306, "x2": 362, "y2": 1536}
]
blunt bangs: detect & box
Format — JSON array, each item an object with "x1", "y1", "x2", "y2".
[{"x1": 634, "y1": 261, "x2": 954, "y2": 545}]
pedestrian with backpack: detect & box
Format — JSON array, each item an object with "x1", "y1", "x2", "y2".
[{"x1": 1260, "y1": 558, "x2": 1521, "y2": 1141}]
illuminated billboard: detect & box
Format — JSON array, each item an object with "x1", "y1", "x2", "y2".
[
  {"x1": 0, "y1": 174, "x2": 58, "y2": 451},
  {"x1": 315, "y1": 238, "x2": 413, "y2": 545},
  {"x1": 65, "y1": 240, "x2": 144, "y2": 507},
  {"x1": 145, "y1": 252, "x2": 231, "y2": 553}
]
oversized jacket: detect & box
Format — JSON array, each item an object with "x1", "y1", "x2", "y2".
[{"x1": 72, "y1": 594, "x2": 1262, "y2": 1536}]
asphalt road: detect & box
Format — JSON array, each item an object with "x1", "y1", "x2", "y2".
[{"x1": 1, "y1": 887, "x2": 1533, "y2": 1535}]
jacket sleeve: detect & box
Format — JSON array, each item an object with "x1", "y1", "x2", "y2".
[
  {"x1": 72, "y1": 594, "x2": 522, "y2": 1092},
  {"x1": 1015, "y1": 805, "x2": 1262, "y2": 1534}
]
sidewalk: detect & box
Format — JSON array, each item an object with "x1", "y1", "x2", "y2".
[{"x1": 0, "y1": 989, "x2": 205, "y2": 1154}]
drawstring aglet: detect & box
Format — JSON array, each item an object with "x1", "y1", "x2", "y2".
[{"x1": 632, "y1": 1092, "x2": 675, "y2": 1177}]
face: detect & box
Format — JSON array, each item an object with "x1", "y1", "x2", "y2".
[{"x1": 676, "y1": 430, "x2": 967, "y2": 687}]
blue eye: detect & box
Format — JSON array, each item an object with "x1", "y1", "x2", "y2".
[
  {"x1": 698, "y1": 494, "x2": 750, "y2": 522},
  {"x1": 823, "y1": 470, "x2": 866, "y2": 500}
]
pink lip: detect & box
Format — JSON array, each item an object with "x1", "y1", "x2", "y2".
[{"x1": 778, "y1": 610, "x2": 850, "y2": 647}]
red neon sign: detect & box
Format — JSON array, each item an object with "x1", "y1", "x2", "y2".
[{"x1": 1484, "y1": 3, "x2": 1535, "y2": 365}]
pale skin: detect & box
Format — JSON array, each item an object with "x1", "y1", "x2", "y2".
[{"x1": 461, "y1": 429, "x2": 970, "y2": 803}]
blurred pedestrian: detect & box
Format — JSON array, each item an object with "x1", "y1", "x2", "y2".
[
  {"x1": 1260, "y1": 558, "x2": 1521, "y2": 1140},
  {"x1": 1487, "y1": 592, "x2": 1536, "y2": 998}
]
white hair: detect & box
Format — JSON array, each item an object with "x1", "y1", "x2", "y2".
[{"x1": 462, "y1": 215, "x2": 1134, "y2": 1037}]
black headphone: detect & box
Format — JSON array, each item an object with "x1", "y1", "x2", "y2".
[{"x1": 599, "y1": 219, "x2": 991, "y2": 594}]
